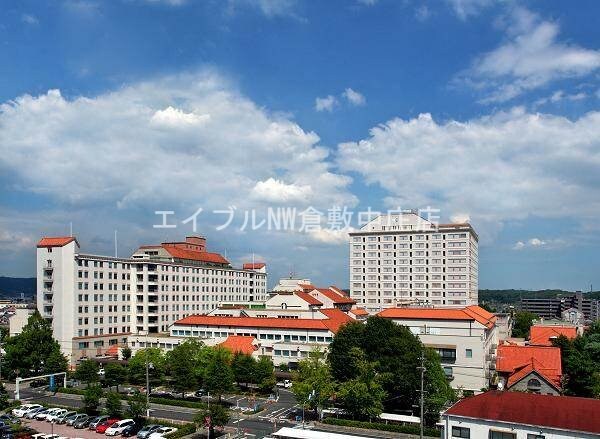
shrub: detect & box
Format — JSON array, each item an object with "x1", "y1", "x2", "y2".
[{"x1": 322, "y1": 417, "x2": 440, "y2": 437}]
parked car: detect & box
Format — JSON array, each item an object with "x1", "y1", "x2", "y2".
[
  {"x1": 105, "y1": 419, "x2": 135, "y2": 436},
  {"x1": 52, "y1": 410, "x2": 77, "y2": 424},
  {"x1": 193, "y1": 389, "x2": 205, "y2": 397},
  {"x1": 73, "y1": 415, "x2": 93, "y2": 429},
  {"x1": 121, "y1": 424, "x2": 142, "y2": 437},
  {"x1": 12, "y1": 405, "x2": 42, "y2": 418},
  {"x1": 96, "y1": 419, "x2": 120, "y2": 434},
  {"x1": 45, "y1": 409, "x2": 68, "y2": 422},
  {"x1": 0, "y1": 415, "x2": 20, "y2": 425},
  {"x1": 88, "y1": 416, "x2": 109, "y2": 430},
  {"x1": 66, "y1": 414, "x2": 88, "y2": 426},
  {"x1": 148, "y1": 427, "x2": 177, "y2": 439},
  {"x1": 136, "y1": 425, "x2": 161, "y2": 439},
  {"x1": 29, "y1": 408, "x2": 53, "y2": 420}
]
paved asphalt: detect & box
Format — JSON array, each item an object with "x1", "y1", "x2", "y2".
[{"x1": 16, "y1": 386, "x2": 303, "y2": 438}]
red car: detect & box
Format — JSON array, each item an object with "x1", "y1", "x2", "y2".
[{"x1": 96, "y1": 418, "x2": 120, "y2": 434}]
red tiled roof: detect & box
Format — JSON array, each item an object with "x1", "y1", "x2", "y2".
[
  {"x1": 298, "y1": 283, "x2": 316, "y2": 291},
  {"x1": 505, "y1": 362, "x2": 560, "y2": 391},
  {"x1": 37, "y1": 236, "x2": 78, "y2": 248},
  {"x1": 349, "y1": 308, "x2": 369, "y2": 316},
  {"x1": 243, "y1": 262, "x2": 266, "y2": 270},
  {"x1": 445, "y1": 391, "x2": 600, "y2": 434},
  {"x1": 162, "y1": 244, "x2": 229, "y2": 265},
  {"x1": 295, "y1": 291, "x2": 323, "y2": 306},
  {"x1": 319, "y1": 308, "x2": 354, "y2": 332},
  {"x1": 496, "y1": 344, "x2": 562, "y2": 388},
  {"x1": 378, "y1": 306, "x2": 496, "y2": 329},
  {"x1": 175, "y1": 314, "x2": 344, "y2": 333},
  {"x1": 219, "y1": 335, "x2": 258, "y2": 355},
  {"x1": 313, "y1": 288, "x2": 356, "y2": 305},
  {"x1": 529, "y1": 325, "x2": 577, "y2": 346}
]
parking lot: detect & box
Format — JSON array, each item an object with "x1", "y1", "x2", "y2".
[{"x1": 23, "y1": 418, "x2": 108, "y2": 439}]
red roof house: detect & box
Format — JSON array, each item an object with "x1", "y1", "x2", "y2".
[
  {"x1": 219, "y1": 335, "x2": 259, "y2": 355},
  {"x1": 496, "y1": 344, "x2": 562, "y2": 393},
  {"x1": 529, "y1": 325, "x2": 577, "y2": 346}
]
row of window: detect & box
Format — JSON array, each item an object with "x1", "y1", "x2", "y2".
[{"x1": 452, "y1": 426, "x2": 544, "y2": 439}]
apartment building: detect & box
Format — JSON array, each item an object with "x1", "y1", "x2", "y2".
[
  {"x1": 167, "y1": 307, "x2": 354, "y2": 366},
  {"x1": 37, "y1": 235, "x2": 267, "y2": 365},
  {"x1": 521, "y1": 291, "x2": 600, "y2": 322},
  {"x1": 349, "y1": 211, "x2": 478, "y2": 312},
  {"x1": 442, "y1": 391, "x2": 600, "y2": 439},
  {"x1": 378, "y1": 305, "x2": 497, "y2": 392}
]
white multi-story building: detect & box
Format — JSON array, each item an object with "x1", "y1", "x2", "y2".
[
  {"x1": 441, "y1": 390, "x2": 600, "y2": 438},
  {"x1": 378, "y1": 305, "x2": 497, "y2": 392},
  {"x1": 37, "y1": 235, "x2": 267, "y2": 365},
  {"x1": 349, "y1": 211, "x2": 478, "y2": 312}
]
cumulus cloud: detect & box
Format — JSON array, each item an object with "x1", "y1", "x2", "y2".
[
  {"x1": 0, "y1": 70, "x2": 355, "y2": 212},
  {"x1": 513, "y1": 237, "x2": 567, "y2": 250},
  {"x1": 336, "y1": 110, "x2": 600, "y2": 240},
  {"x1": 21, "y1": 14, "x2": 39, "y2": 25},
  {"x1": 459, "y1": 7, "x2": 600, "y2": 103},
  {"x1": 0, "y1": 229, "x2": 35, "y2": 250},
  {"x1": 307, "y1": 227, "x2": 356, "y2": 245},
  {"x1": 534, "y1": 90, "x2": 588, "y2": 107},
  {"x1": 315, "y1": 95, "x2": 338, "y2": 112},
  {"x1": 446, "y1": 0, "x2": 493, "y2": 20},
  {"x1": 251, "y1": 178, "x2": 313, "y2": 203},
  {"x1": 342, "y1": 88, "x2": 366, "y2": 106}
]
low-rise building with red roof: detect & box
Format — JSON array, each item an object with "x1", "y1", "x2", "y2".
[
  {"x1": 378, "y1": 305, "x2": 498, "y2": 392},
  {"x1": 496, "y1": 343, "x2": 562, "y2": 395},
  {"x1": 170, "y1": 308, "x2": 353, "y2": 367},
  {"x1": 441, "y1": 390, "x2": 600, "y2": 438},
  {"x1": 218, "y1": 335, "x2": 259, "y2": 356},
  {"x1": 529, "y1": 324, "x2": 578, "y2": 346}
]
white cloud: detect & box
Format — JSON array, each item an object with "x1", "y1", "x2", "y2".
[
  {"x1": 460, "y1": 7, "x2": 600, "y2": 103},
  {"x1": 151, "y1": 106, "x2": 210, "y2": 128},
  {"x1": 512, "y1": 237, "x2": 567, "y2": 250},
  {"x1": 251, "y1": 178, "x2": 313, "y2": 203},
  {"x1": 534, "y1": 90, "x2": 588, "y2": 107},
  {"x1": 307, "y1": 227, "x2": 356, "y2": 245},
  {"x1": 337, "y1": 110, "x2": 600, "y2": 241},
  {"x1": 357, "y1": 0, "x2": 378, "y2": 6},
  {"x1": 315, "y1": 95, "x2": 338, "y2": 112},
  {"x1": 0, "y1": 70, "x2": 355, "y2": 212},
  {"x1": 21, "y1": 14, "x2": 39, "y2": 25},
  {"x1": 414, "y1": 5, "x2": 431, "y2": 22},
  {"x1": 0, "y1": 229, "x2": 35, "y2": 250},
  {"x1": 342, "y1": 88, "x2": 366, "y2": 106},
  {"x1": 446, "y1": 0, "x2": 493, "y2": 20}
]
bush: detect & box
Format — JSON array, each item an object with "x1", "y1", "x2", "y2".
[
  {"x1": 322, "y1": 417, "x2": 440, "y2": 437},
  {"x1": 145, "y1": 418, "x2": 195, "y2": 439}
]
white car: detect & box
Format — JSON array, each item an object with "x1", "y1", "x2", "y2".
[
  {"x1": 44, "y1": 408, "x2": 68, "y2": 422},
  {"x1": 12, "y1": 404, "x2": 42, "y2": 417},
  {"x1": 105, "y1": 419, "x2": 136, "y2": 436},
  {"x1": 148, "y1": 427, "x2": 178, "y2": 439},
  {"x1": 35, "y1": 408, "x2": 61, "y2": 420}
]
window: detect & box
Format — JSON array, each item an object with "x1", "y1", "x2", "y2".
[
  {"x1": 527, "y1": 435, "x2": 545, "y2": 439},
  {"x1": 527, "y1": 378, "x2": 542, "y2": 392},
  {"x1": 452, "y1": 426, "x2": 470, "y2": 438},
  {"x1": 465, "y1": 349, "x2": 472, "y2": 358},
  {"x1": 489, "y1": 432, "x2": 516, "y2": 439}
]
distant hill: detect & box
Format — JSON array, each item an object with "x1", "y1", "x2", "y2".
[{"x1": 0, "y1": 277, "x2": 36, "y2": 298}]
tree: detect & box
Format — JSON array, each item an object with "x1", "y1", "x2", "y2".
[
  {"x1": 194, "y1": 403, "x2": 230, "y2": 437},
  {"x1": 83, "y1": 385, "x2": 103, "y2": 415},
  {"x1": 0, "y1": 384, "x2": 10, "y2": 411},
  {"x1": 423, "y1": 348, "x2": 456, "y2": 426},
  {"x1": 327, "y1": 316, "x2": 454, "y2": 426},
  {"x1": 3, "y1": 311, "x2": 67, "y2": 378},
  {"x1": 166, "y1": 341, "x2": 200, "y2": 397},
  {"x1": 337, "y1": 348, "x2": 386, "y2": 420},
  {"x1": 104, "y1": 363, "x2": 127, "y2": 392},
  {"x1": 75, "y1": 359, "x2": 100, "y2": 386},
  {"x1": 126, "y1": 392, "x2": 148, "y2": 421},
  {"x1": 104, "y1": 391, "x2": 123, "y2": 418},
  {"x1": 231, "y1": 352, "x2": 256, "y2": 388},
  {"x1": 128, "y1": 348, "x2": 166, "y2": 387},
  {"x1": 292, "y1": 350, "x2": 335, "y2": 416},
  {"x1": 254, "y1": 356, "x2": 276, "y2": 394},
  {"x1": 512, "y1": 311, "x2": 538, "y2": 338},
  {"x1": 121, "y1": 346, "x2": 132, "y2": 361},
  {"x1": 204, "y1": 348, "x2": 233, "y2": 401}
]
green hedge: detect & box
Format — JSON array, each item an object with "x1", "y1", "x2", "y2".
[
  {"x1": 57, "y1": 387, "x2": 204, "y2": 409},
  {"x1": 322, "y1": 417, "x2": 440, "y2": 437}
]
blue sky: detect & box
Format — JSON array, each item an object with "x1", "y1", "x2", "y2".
[{"x1": 1, "y1": 0, "x2": 599, "y2": 291}]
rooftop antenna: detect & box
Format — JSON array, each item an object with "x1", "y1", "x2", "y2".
[
  {"x1": 114, "y1": 230, "x2": 118, "y2": 258},
  {"x1": 69, "y1": 222, "x2": 73, "y2": 237}
]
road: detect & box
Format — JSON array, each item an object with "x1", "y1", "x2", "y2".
[{"x1": 15, "y1": 386, "x2": 302, "y2": 438}]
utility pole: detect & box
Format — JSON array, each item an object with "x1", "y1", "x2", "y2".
[{"x1": 417, "y1": 352, "x2": 426, "y2": 439}]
